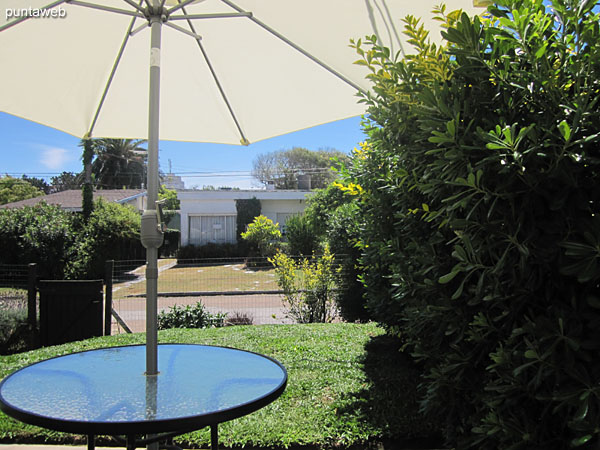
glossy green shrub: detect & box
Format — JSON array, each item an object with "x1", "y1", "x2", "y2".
[
  {"x1": 346, "y1": 0, "x2": 600, "y2": 447},
  {"x1": 304, "y1": 184, "x2": 369, "y2": 321},
  {"x1": 160, "y1": 229, "x2": 180, "y2": 257},
  {"x1": 235, "y1": 197, "x2": 261, "y2": 242},
  {"x1": 284, "y1": 214, "x2": 320, "y2": 256},
  {"x1": 326, "y1": 202, "x2": 369, "y2": 322},
  {"x1": 157, "y1": 301, "x2": 226, "y2": 329}
]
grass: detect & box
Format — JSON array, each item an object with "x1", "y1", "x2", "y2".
[
  {"x1": 0, "y1": 323, "x2": 439, "y2": 449},
  {"x1": 114, "y1": 261, "x2": 279, "y2": 298}
]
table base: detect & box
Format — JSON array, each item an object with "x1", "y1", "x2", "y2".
[{"x1": 86, "y1": 424, "x2": 219, "y2": 450}]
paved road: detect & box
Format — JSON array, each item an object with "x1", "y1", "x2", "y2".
[{"x1": 111, "y1": 293, "x2": 293, "y2": 333}]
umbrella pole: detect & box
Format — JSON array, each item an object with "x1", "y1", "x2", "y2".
[
  {"x1": 140, "y1": 7, "x2": 163, "y2": 450},
  {"x1": 141, "y1": 6, "x2": 164, "y2": 378}
]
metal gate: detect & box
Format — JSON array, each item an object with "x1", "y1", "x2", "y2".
[{"x1": 38, "y1": 280, "x2": 104, "y2": 346}]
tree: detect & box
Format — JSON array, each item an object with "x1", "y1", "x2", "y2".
[
  {"x1": 235, "y1": 197, "x2": 261, "y2": 242},
  {"x1": 83, "y1": 138, "x2": 147, "y2": 189},
  {"x1": 80, "y1": 139, "x2": 94, "y2": 220},
  {"x1": 50, "y1": 171, "x2": 82, "y2": 192},
  {"x1": 158, "y1": 185, "x2": 180, "y2": 210},
  {"x1": 158, "y1": 185, "x2": 180, "y2": 227},
  {"x1": 252, "y1": 147, "x2": 349, "y2": 189},
  {"x1": 0, "y1": 176, "x2": 43, "y2": 205},
  {"x1": 21, "y1": 175, "x2": 50, "y2": 194},
  {"x1": 345, "y1": 1, "x2": 600, "y2": 447}
]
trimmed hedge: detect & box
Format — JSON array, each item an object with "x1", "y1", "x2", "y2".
[
  {"x1": 176, "y1": 243, "x2": 250, "y2": 261},
  {"x1": 345, "y1": 1, "x2": 600, "y2": 448},
  {"x1": 0, "y1": 200, "x2": 142, "y2": 280}
]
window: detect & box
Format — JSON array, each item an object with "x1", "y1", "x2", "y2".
[{"x1": 189, "y1": 215, "x2": 236, "y2": 245}]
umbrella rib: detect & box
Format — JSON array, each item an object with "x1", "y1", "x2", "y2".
[
  {"x1": 130, "y1": 22, "x2": 148, "y2": 36},
  {"x1": 169, "y1": 12, "x2": 252, "y2": 20},
  {"x1": 219, "y1": 0, "x2": 367, "y2": 96},
  {"x1": 172, "y1": 4, "x2": 250, "y2": 146},
  {"x1": 87, "y1": 1, "x2": 146, "y2": 137},
  {"x1": 365, "y1": 0, "x2": 405, "y2": 57},
  {"x1": 164, "y1": 22, "x2": 202, "y2": 40},
  {"x1": 166, "y1": 0, "x2": 198, "y2": 16},
  {"x1": 68, "y1": 0, "x2": 145, "y2": 19},
  {"x1": 0, "y1": 0, "x2": 68, "y2": 32},
  {"x1": 121, "y1": 0, "x2": 147, "y2": 15}
]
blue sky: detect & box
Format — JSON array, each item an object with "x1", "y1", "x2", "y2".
[{"x1": 0, "y1": 112, "x2": 366, "y2": 190}]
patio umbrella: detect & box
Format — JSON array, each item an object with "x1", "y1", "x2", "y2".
[{"x1": 0, "y1": 0, "x2": 486, "y2": 375}]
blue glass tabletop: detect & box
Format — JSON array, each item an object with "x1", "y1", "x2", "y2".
[{"x1": 0, "y1": 344, "x2": 287, "y2": 435}]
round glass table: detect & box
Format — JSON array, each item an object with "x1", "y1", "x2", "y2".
[{"x1": 0, "y1": 344, "x2": 287, "y2": 450}]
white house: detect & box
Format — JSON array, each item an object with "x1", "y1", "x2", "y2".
[{"x1": 178, "y1": 189, "x2": 314, "y2": 246}]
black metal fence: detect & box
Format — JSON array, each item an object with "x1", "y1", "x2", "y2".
[
  {"x1": 0, "y1": 256, "x2": 348, "y2": 339},
  {"x1": 108, "y1": 256, "x2": 347, "y2": 333}
]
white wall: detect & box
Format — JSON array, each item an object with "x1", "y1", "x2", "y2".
[{"x1": 261, "y1": 199, "x2": 307, "y2": 227}]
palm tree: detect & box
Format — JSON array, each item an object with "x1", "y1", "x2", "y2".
[{"x1": 84, "y1": 138, "x2": 148, "y2": 189}]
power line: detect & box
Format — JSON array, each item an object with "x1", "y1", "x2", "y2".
[{"x1": 5, "y1": 166, "x2": 338, "y2": 179}]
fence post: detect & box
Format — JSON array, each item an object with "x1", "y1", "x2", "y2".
[
  {"x1": 104, "y1": 260, "x2": 114, "y2": 336},
  {"x1": 27, "y1": 263, "x2": 37, "y2": 326}
]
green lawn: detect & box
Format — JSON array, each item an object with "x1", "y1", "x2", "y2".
[
  {"x1": 0, "y1": 323, "x2": 438, "y2": 449},
  {"x1": 114, "y1": 261, "x2": 279, "y2": 298}
]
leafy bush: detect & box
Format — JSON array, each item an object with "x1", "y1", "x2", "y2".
[
  {"x1": 304, "y1": 183, "x2": 348, "y2": 237},
  {"x1": 303, "y1": 183, "x2": 369, "y2": 321},
  {"x1": 270, "y1": 246, "x2": 339, "y2": 323},
  {"x1": 160, "y1": 229, "x2": 180, "y2": 257},
  {"x1": 0, "y1": 290, "x2": 38, "y2": 355},
  {"x1": 65, "y1": 199, "x2": 142, "y2": 279},
  {"x1": 235, "y1": 197, "x2": 261, "y2": 242},
  {"x1": 225, "y1": 311, "x2": 254, "y2": 326},
  {"x1": 0, "y1": 203, "x2": 75, "y2": 278},
  {"x1": 157, "y1": 301, "x2": 226, "y2": 329},
  {"x1": 0, "y1": 308, "x2": 27, "y2": 348},
  {"x1": 345, "y1": 0, "x2": 600, "y2": 447},
  {"x1": 176, "y1": 243, "x2": 248, "y2": 260},
  {"x1": 284, "y1": 214, "x2": 320, "y2": 256},
  {"x1": 0, "y1": 199, "x2": 143, "y2": 280},
  {"x1": 158, "y1": 186, "x2": 180, "y2": 230},
  {"x1": 326, "y1": 203, "x2": 369, "y2": 322},
  {"x1": 241, "y1": 215, "x2": 281, "y2": 257}
]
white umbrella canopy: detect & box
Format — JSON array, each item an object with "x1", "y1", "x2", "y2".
[
  {"x1": 1, "y1": 0, "x2": 484, "y2": 144},
  {"x1": 0, "y1": 0, "x2": 486, "y2": 376}
]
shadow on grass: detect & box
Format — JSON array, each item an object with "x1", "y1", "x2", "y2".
[{"x1": 335, "y1": 334, "x2": 444, "y2": 449}]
